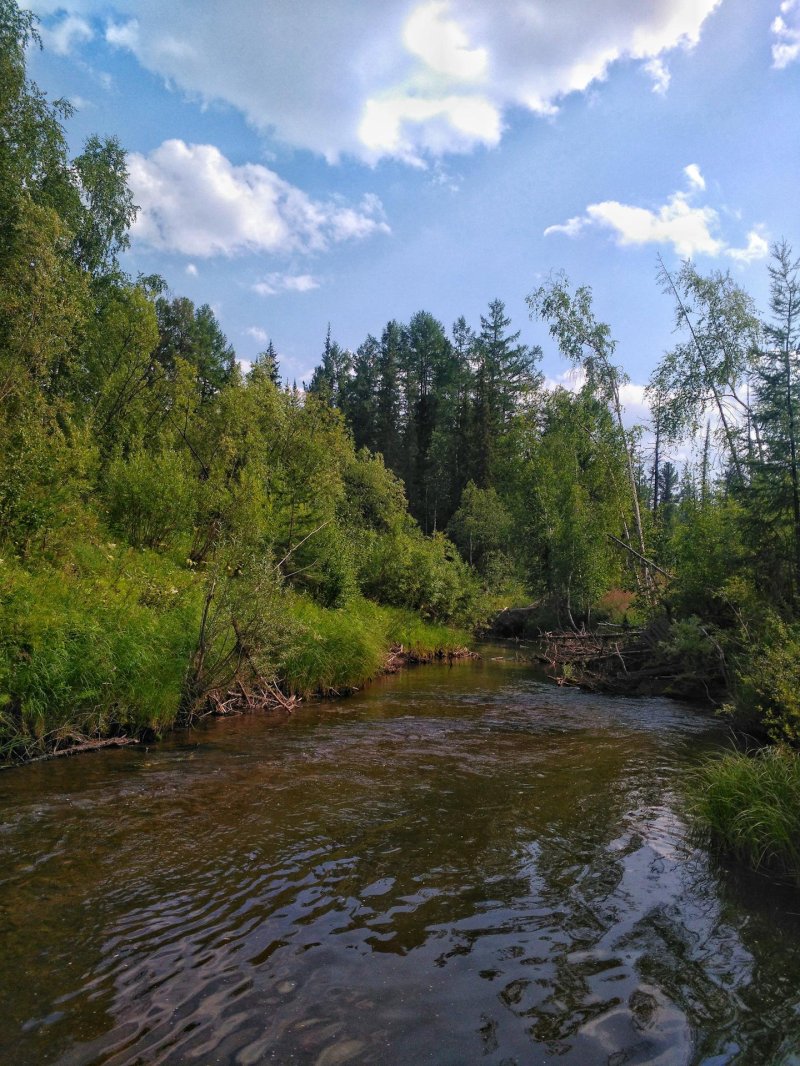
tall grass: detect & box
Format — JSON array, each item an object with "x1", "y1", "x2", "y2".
[
  {"x1": 0, "y1": 553, "x2": 472, "y2": 760},
  {"x1": 278, "y1": 596, "x2": 469, "y2": 696},
  {"x1": 0, "y1": 547, "x2": 201, "y2": 759},
  {"x1": 687, "y1": 747, "x2": 800, "y2": 882}
]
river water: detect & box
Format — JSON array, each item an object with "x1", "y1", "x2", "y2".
[{"x1": 1, "y1": 651, "x2": 800, "y2": 1065}]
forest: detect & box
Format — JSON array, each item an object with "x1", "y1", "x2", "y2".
[{"x1": 1, "y1": 0, "x2": 799, "y2": 877}]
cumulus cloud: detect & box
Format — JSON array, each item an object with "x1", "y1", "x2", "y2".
[
  {"x1": 727, "y1": 229, "x2": 770, "y2": 264},
  {"x1": 33, "y1": 0, "x2": 722, "y2": 163},
  {"x1": 251, "y1": 274, "x2": 320, "y2": 297},
  {"x1": 545, "y1": 167, "x2": 768, "y2": 263},
  {"x1": 40, "y1": 13, "x2": 93, "y2": 55},
  {"x1": 127, "y1": 140, "x2": 390, "y2": 257},
  {"x1": 643, "y1": 57, "x2": 671, "y2": 94},
  {"x1": 772, "y1": 0, "x2": 800, "y2": 68},
  {"x1": 245, "y1": 326, "x2": 269, "y2": 343}
]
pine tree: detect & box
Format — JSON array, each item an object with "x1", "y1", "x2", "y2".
[{"x1": 751, "y1": 241, "x2": 800, "y2": 597}]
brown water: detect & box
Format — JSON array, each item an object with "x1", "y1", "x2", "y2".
[{"x1": 1, "y1": 652, "x2": 800, "y2": 1066}]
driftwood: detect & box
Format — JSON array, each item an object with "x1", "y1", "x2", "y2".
[
  {"x1": 206, "y1": 678, "x2": 300, "y2": 716},
  {"x1": 539, "y1": 618, "x2": 725, "y2": 701},
  {"x1": 1, "y1": 735, "x2": 141, "y2": 768}
]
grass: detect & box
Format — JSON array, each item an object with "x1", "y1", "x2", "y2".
[
  {"x1": 0, "y1": 546, "x2": 201, "y2": 760},
  {"x1": 687, "y1": 746, "x2": 800, "y2": 882},
  {"x1": 279, "y1": 596, "x2": 470, "y2": 697},
  {"x1": 0, "y1": 546, "x2": 472, "y2": 761}
]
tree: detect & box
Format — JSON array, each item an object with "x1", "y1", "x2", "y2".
[
  {"x1": 471, "y1": 300, "x2": 540, "y2": 485},
  {"x1": 527, "y1": 274, "x2": 651, "y2": 592},
  {"x1": 307, "y1": 324, "x2": 351, "y2": 406},
  {"x1": 401, "y1": 311, "x2": 452, "y2": 531},
  {"x1": 649, "y1": 257, "x2": 760, "y2": 482},
  {"x1": 154, "y1": 296, "x2": 236, "y2": 400},
  {"x1": 342, "y1": 335, "x2": 379, "y2": 451},
  {"x1": 749, "y1": 241, "x2": 800, "y2": 598},
  {"x1": 374, "y1": 320, "x2": 404, "y2": 470},
  {"x1": 72, "y1": 135, "x2": 137, "y2": 278}
]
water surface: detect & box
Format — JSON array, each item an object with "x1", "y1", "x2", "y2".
[{"x1": 2, "y1": 652, "x2": 800, "y2": 1064}]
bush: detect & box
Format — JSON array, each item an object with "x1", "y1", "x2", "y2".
[
  {"x1": 104, "y1": 449, "x2": 197, "y2": 549},
  {"x1": 688, "y1": 746, "x2": 800, "y2": 881},
  {"x1": 726, "y1": 614, "x2": 800, "y2": 744},
  {"x1": 357, "y1": 527, "x2": 484, "y2": 626}
]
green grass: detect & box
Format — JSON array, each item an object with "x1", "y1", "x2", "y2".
[
  {"x1": 0, "y1": 553, "x2": 472, "y2": 760},
  {"x1": 278, "y1": 596, "x2": 470, "y2": 696},
  {"x1": 0, "y1": 547, "x2": 201, "y2": 759},
  {"x1": 687, "y1": 746, "x2": 800, "y2": 882}
]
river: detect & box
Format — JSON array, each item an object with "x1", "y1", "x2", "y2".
[{"x1": 1, "y1": 650, "x2": 799, "y2": 1065}]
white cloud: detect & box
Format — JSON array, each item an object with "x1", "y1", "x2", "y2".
[
  {"x1": 40, "y1": 13, "x2": 93, "y2": 55},
  {"x1": 544, "y1": 215, "x2": 589, "y2": 239},
  {"x1": 245, "y1": 326, "x2": 269, "y2": 343},
  {"x1": 772, "y1": 2, "x2": 800, "y2": 67},
  {"x1": 545, "y1": 168, "x2": 768, "y2": 262},
  {"x1": 252, "y1": 273, "x2": 321, "y2": 297},
  {"x1": 404, "y1": 1, "x2": 487, "y2": 81},
  {"x1": 106, "y1": 18, "x2": 139, "y2": 51},
  {"x1": 584, "y1": 195, "x2": 722, "y2": 257},
  {"x1": 684, "y1": 163, "x2": 705, "y2": 191},
  {"x1": 185, "y1": 263, "x2": 198, "y2": 277},
  {"x1": 34, "y1": 0, "x2": 722, "y2": 163},
  {"x1": 127, "y1": 140, "x2": 390, "y2": 257},
  {"x1": 643, "y1": 57, "x2": 671, "y2": 94},
  {"x1": 727, "y1": 228, "x2": 770, "y2": 264}
]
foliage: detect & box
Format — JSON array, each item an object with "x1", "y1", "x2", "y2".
[
  {"x1": 688, "y1": 747, "x2": 800, "y2": 882},
  {"x1": 104, "y1": 449, "x2": 197, "y2": 549},
  {"x1": 725, "y1": 613, "x2": 800, "y2": 744},
  {"x1": 0, "y1": 549, "x2": 200, "y2": 759}
]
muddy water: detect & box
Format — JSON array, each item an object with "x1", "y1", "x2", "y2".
[{"x1": 1, "y1": 653, "x2": 800, "y2": 1065}]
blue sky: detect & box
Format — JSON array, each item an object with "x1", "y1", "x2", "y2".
[{"x1": 26, "y1": 0, "x2": 800, "y2": 412}]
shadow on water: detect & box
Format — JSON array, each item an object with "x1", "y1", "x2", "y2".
[{"x1": 1, "y1": 650, "x2": 799, "y2": 1064}]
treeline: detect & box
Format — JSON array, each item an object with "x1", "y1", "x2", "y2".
[
  {"x1": 4, "y1": 0, "x2": 800, "y2": 785},
  {"x1": 310, "y1": 255, "x2": 800, "y2": 745},
  {"x1": 0, "y1": 1, "x2": 479, "y2": 759}
]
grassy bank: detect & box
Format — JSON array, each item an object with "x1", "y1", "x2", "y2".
[
  {"x1": 0, "y1": 547, "x2": 471, "y2": 764},
  {"x1": 688, "y1": 746, "x2": 800, "y2": 883}
]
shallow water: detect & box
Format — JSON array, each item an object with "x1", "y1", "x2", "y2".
[{"x1": 1, "y1": 651, "x2": 800, "y2": 1065}]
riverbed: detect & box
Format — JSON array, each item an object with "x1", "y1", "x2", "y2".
[{"x1": 1, "y1": 651, "x2": 799, "y2": 1064}]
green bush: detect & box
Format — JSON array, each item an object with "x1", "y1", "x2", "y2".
[
  {"x1": 726, "y1": 614, "x2": 800, "y2": 744},
  {"x1": 104, "y1": 449, "x2": 197, "y2": 549},
  {"x1": 357, "y1": 527, "x2": 483, "y2": 626}
]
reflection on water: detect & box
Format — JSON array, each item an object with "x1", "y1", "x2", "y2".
[{"x1": 1, "y1": 652, "x2": 799, "y2": 1065}]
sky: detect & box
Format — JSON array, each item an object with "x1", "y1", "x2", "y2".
[{"x1": 25, "y1": 0, "x2": 800, "y2": 414}]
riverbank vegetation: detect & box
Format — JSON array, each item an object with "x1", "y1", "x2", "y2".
[
  {"x1": 0, "y1": 2, "x2": 477, "y2": 761},
  {"x1": 2, "y1": 0, "x2": 800, "y2": 879},
  {"x1": 689, "y1": 747, "x2": 800, "y2": 883}
]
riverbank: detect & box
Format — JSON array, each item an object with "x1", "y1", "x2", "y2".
[
  {"x1": 0, "y1": 557, "x2": 473, "y2": 765},
  {"x1": 513, "y1": 617, "x2": 800, "y2": 885}
]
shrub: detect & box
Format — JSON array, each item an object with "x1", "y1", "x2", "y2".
[
  {"x1": 726, "y1": 614, "x2": 800, "y2": 744},
  {"x1": 104, "y1": 449, "x2": 196, "y2": 549}
]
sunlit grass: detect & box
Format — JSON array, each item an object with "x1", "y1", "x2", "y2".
[{"x1": 279, "y1": 596, "x2": 470, "y2": 696}]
